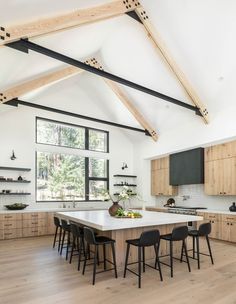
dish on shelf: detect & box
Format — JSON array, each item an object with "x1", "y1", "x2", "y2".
[{"x1": 5, "y1": 203, "x2": 29, "y2": 210}]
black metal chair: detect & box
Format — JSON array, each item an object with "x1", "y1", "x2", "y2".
[
  {"x1": 123, "y1": 230, "x2": 163, "y2": 288},
  {"x1": 82, "y1": 227, "x2": 118, "y2": 285},
  {"x1": 69, "y1": 222, "x2": 85, "y2": 271},
  {"x1": 181, "y1": 222, "x2": 214, "y2": 269},
  {"x1": 60, "y1": 219, "x2": 71, "y2": 260},
  {"x1": 52, "y1": 216, "x2": 62, "y2": 252},
  {"x1": 160, "y1": 226, "x2": 191, "y2": 277}
]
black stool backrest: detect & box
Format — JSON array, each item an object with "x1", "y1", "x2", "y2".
[
  {"x1": 84, "y1": 227, "x2": 96, "y2": 245},
  {"x1": 54, "y1": 216, "x2": 60, "y2": 227},
  {"x1": 172, "y1": 226, "x2": 188, "y2": 241},
  {"x1": 139, "y1": 230, "x2": 160, "y2": 247},
  {"x1": 61, "y1": 219, "x2": 70, "y2": 230},
  {"x1": 198, "y1": 222, "x2": 211, "y2": 236},
  {"x1": 70, "y1": 222, "x2": 83, "y2": 237}
]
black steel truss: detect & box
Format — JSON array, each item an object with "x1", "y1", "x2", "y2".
[
  {"x1": 6, "y1": 39, "x2": 202, "y2": 117},
  {"x1": 6, "y1": 98, "x2": 149, "y2": 135}
]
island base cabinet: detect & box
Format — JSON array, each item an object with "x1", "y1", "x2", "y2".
[
  {"x1": 97, "y1": 223, "x2": 185, "y2": 268},
  {"x1": 220, "y1": 221, "x2": 236, "y2": 243}
]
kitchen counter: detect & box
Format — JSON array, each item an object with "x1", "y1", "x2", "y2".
[
  {"x1": 197, "y1": 209, "x2": 236, "y2": 215},
  {"x1": 0, "y1": 206, "x2": 106, "y2": 214},
  {"x1": 56, "y1": 210, "x2": 202, "y2": 231}
]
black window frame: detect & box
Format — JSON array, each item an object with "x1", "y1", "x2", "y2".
[
  {"x1": 36, "y1": 117, "x2": 109, "y2": 153},
  {"x1": 35, "y1": 116, "x2": 110, "y2": 203}
]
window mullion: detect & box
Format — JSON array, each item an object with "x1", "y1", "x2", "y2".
[{"x1": 85, "y1": 157, "x2": 89, "y2": 201}]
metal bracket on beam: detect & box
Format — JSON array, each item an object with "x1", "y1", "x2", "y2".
[
  {"x1": 125, "y1": 11, "x2": 143, "y2": 24},
  {"x1": 5, "y1": 98, "x2": 19, "y2": 107},
  {"x1": 144, "y1": 129, "x2": 152, "y2": 137},
  {"x1": 7, "y1": 39, "x2": 29, "y2": 53}
]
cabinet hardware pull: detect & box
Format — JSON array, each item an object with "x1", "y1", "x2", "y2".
[
  {"x1": 227, "y1": 223, "x2": 229, "y2": 225},
  {"x1": 4, "y1": 224, "x2": 13, "y2": 226},
  {"x1": 230, "y1": 223, "x2": 233, "y2": 226},
  {"x1": 4, "y1": 216, "x2": 13, "y2": 219},
  {"x1": 4, "y1": 233, "x2": 13, "y2": 235}
]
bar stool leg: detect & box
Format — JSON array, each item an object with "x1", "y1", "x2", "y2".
[
  {"x1": 82, "y1": 245, "x2": 88, "y2": 275},
  {"x1": 53, "y1": 226, "x2": 58, "y2": 248},
  {"x1": 142, "y1": 247, "x2": 145, "y2": 273},
  {"x1": 103, "y1": 244, "x2": 106, "y2": 270},
  {"x1": 66, "y1": 232, "x2": 70, "y2": 260},
  {"x1": 69, "y1": 236, "x2": 75, "y2": 264},
  {"x1": 60, "y1": 230, "x2": 66, "y2": 255},
  {"x1": 193, "y1": 236, "x2": 196, "y2": 259},
  {"x1": 123, "y1": 243, "x2": 130, "y2": 278},
  {"x1": 206, "y1": 235, "x2": 214, "y2": 265},
  {"x1": 196, "y1": 236, "x2": 200, "y2": 269},
  {"x1": 58, "y1": 227, "x2": 62, "y2": 252},
  {"x1": 138, "y1": 246, "x2": 141, "y2": 288},
  {"x1": 170, "y1": 240, "x2": 173, "y2": 278},
  {"x1": 111, "y1": 242, "x2": 118, "y2": 278},
  {"x1": 183, "y1": 240, "x2": 191, "y2": 272},
  {"x1": 154, "y1": 244, "x2": 163, "y2": 281},
  {"x1": 93, "y1": 245, "x2": 98, "y2": 285},
  {"x1": 180, "y1": 241, "x2": 184, "y2": 262}
]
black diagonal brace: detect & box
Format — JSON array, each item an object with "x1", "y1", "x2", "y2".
[
  {"x1": 6, "y1": 98, "x2": 150, "y2": 135},
  {"x1": 6, "y1": 39, "x2": 202, "y2": 117}
]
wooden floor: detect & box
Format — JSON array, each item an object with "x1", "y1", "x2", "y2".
[{"x1": 0, "y1": 236, "x2": 235, "y2": 304}]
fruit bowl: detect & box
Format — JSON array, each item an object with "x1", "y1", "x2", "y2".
[{"x1": 5, "y1": 203, "x2": 29, "y2": 210}]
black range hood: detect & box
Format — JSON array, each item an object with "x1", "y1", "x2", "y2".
[{"x1": 170, "y1": 148, "x2": 204, "y2": 186}]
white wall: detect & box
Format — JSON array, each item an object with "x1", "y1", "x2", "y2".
[{"x1": 0, "y1": 102, "x2": 135, "y2": 210}]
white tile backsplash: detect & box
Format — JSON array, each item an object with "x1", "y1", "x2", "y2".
[{"x1": 155, "y1": 184, "x2": 235, "y2": 211}]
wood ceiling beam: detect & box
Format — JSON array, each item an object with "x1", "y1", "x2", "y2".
[
  {"x1": 0, "y1": 0, "x2": 141, "y2": 46},
  {"x1": 0, "y1": 66, "x2": 82, "y2": 103},
  {"x1": 85, "y1": 58, "x2": 158, "y2": 141},
  {"x1": 134, "y1": 6, "x2": 209, "y2": 124}
]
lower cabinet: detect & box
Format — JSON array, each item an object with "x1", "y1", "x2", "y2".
[
  {"x1": 197, "y1": 212, "x2": 236, "y2": 243},
  {"x1": 0, "y1": 212, "x2": 56, "y2": 240}
]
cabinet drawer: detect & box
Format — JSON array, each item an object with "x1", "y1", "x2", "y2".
[
  {"x1": 2, "y1": 229, "x2": 22, "y2": 239},
  {"x1": 204, "y1": 213, "x2": 219, "y2": 221},
  {"x1": 221, "y1": 214, "x2": 236, "y2": 223},
  {"x1": 0, "y1": 214, "x2": 22, "y2": 221},
  {"x1": 22, "y1": 227, "x2": 47, "y2": 237},
  {"x1": 22, "y1": 213, "x2": 46, "y2": 220},
  {"x1": 0, "y1": 220, "x2": 22, "y2": 230},
  {"x1": 22, "y1": 218, "x2": 47, "y2": 228}
]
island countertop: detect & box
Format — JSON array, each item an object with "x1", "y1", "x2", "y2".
[{"x1": 56, "y1": 210, "x2": 203, "y2": 231}]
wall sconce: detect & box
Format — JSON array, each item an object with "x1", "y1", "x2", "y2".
[
  {"x1": 10, "y1": 150, "x2": 17, "y2": 160},
  {"x1": 121, "y1": 162, "x2": 128, "y2": 170}
]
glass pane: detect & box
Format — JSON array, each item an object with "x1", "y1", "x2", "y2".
[
  {"x1": 37, "y1": 119, "x2": 85, "y2": 149},
  {"x1": 89, "y1": 129, "x2": 108, "y2": 152},
  {"x1": 89, "y1": 180, "x2": 107, "y2": 200},
  {"x1": 89, "y1": 158, "x2": 107, "y2": 178},
  {"x1": 36, "y1": 152, "x2": 85, "y2": 201}
]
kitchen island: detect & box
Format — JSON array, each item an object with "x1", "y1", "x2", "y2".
[{"x1": 57, "y1": 210, "x2": 203, "y2": 267}]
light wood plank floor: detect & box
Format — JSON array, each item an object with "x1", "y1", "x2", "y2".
[{"x1": 0, "y1": 236, "x2": 235, "y2": 304}]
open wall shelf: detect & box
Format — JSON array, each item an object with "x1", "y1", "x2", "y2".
[
  {"x1": 0, "y1": 166, "x2": 31, "y2": 172},
  {"x1": 113, "y1": 174, "x2": 137, "y2": 178},
  {"x1": 0, "y1": 180, "x2": 31, "y2": 183},
  {"x1": 114, "y1": 184, "x2": 137, "y2": 187},
  {"x1": 0, "y1": 193, "x2": 31, "y2": 196}
]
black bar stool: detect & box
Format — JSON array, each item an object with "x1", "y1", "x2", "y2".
[
  {"x1": 181, "y1": 222, "x2": 214, "y2": 269},
  {"x1": 60, "y1": 219, "x2": 71, "y2": 260},
  {"x1": 69, "y1": 222, "x2": 85, "y2": 270},
  {"x1": 52, "y1": 216, "x2": 62, "y2": 252},
  {"x1": 82, "y1": 227, "x2": 118, "y2": 285},
  {"x1": 123, "y1": 230, "x2": 163, "y2": 288},
  {"x1": 160, "y1": 226, "x2": 191, "y2": 277}
]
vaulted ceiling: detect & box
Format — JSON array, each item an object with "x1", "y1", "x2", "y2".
[{"x1": 1, "y1": 0, "x2": 236, "y2": 142}]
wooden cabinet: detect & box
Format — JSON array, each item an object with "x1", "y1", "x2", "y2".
[
  {"x1": 151, "y1": 157, "x2": 178, "y2": 196},
  {"x1": 197, "y1": 212, "x2": 235, "y2": 243},
  {"x1": 205, "y1": 140, "x2": 236, "y2": 195},
  {"x1": 0, "y1": 211, "x2": 55, "y2": 240}
]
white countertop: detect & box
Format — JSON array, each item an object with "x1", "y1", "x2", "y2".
[
  {"x1": 0, "y1": 207, "x2": 106, "y2": 214},
  {"x1": 56, "y1": 210, "x2": 203, "y2": 231}
]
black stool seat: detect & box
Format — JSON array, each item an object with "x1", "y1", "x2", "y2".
[
  {"x1": 160, "y1": 226, "x2": 191, "y2": 278},
  {"x1": 124, "y1": 229, "x2": 163, "y2": 288},
  {"x1": 95, "y1": 236, "x2": 115, "y2": 244}
]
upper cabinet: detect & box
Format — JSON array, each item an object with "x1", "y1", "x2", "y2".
[
  {"x1": 204, "y1": 140, "x2": 236, "y2": 195},
  {"x1": 151, "y1": 156, "x2": 178, "y2": 196}
]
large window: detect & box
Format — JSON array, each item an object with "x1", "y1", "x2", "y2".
[
  {"x1": 36, "y1": 118, "x2": 109, "y2": 202},
  {"x1": 36, "y1": 117, "x2": 109, "y2": 153}
]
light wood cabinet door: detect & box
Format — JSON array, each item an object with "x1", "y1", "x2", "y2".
[
  {"x1": 205, "y1": 158, "x2": 236, "y2": 195},
  {"x1": 151, "y1": 157, "x2": 178, "y2": 196},
  {"x1": 205, "y1": 141, "x2": 236, "y2": 161},
  {"x1": 209, "y1": 220, "x2": 220, "y2": 239}
]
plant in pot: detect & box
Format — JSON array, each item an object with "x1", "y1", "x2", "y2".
[{"x1": 102, "y1": 186, "x2": 133, "y2": 216}]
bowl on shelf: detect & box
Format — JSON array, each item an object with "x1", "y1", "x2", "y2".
[{"x1": 4, "y1": 203, "x2": 29, "y2": 210}]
